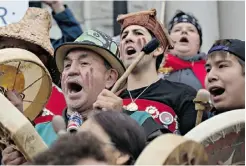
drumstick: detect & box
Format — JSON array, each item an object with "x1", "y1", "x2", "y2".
[
  {"x1": 111, "y1": 38, "x2": 160, "y2": 93},
  {"x1": 92, "y1": 38, "x2": 160, "y2": 114},
  {"x1": 194, "y1": 89, "x2": 211, "y2": 126}
]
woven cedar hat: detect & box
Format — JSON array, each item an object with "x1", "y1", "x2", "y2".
[
  {"x1": 117, "y1": 8, "x2": 173, "y2": 50},
  {"x1": 0, "y1": 7, "x2": 54, "y2": 57}
]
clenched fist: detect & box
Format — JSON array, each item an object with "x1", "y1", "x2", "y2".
[{"x1": 93, "y1": 89, "x2": 123, "y2": 112}]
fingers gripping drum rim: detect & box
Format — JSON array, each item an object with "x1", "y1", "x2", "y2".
[
  {"x1": 0, "y1": 48, "x2": 51, "y2": 160},
  {"x1": 0, "y1": 48, "x2": 52, "y2": 121},
  {"x1": 0, "y1": 93, "x2": 48, "y2": 161}
]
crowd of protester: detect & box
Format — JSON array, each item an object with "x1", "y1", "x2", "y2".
[{"x1": 0, "y1": 1, "x2": 244, "y2": 165}]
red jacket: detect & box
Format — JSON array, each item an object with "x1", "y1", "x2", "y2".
[{"x1": 159, "y1": 53, "x2": 206, "y2": 89}]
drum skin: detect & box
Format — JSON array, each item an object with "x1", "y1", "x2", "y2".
[
  {"x1": 135, "y1": 134, "x2": 208, "y2": 165},
  {"x1": 185, "y1": 109, "x2": 245, "y2": 165},
  {"x1": 0, "y1": 48, "x2": 52, "y2": 121},
  {"x1": 0, "y1": 48, "x2": 51, "y2": 160}
]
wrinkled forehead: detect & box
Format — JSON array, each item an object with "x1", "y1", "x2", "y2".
[{"x1": 65, "y1": 48, "x2": 102, "y2": 61}]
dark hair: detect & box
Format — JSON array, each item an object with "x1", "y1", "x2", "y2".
[
  {"x1": 92, "y1": 111, "x2": 146, "y2": 164},
  {"x1": 208, "y1": 39, "x2": 245, "y2": 75},
  {"x1": 104, "y1": 59, "x2": 112, "y2": 70},
  {"x1": 145, "y1": 30, "x2": 164, "y2": 71},
  {"x1": 156, "y1": 53, "x2": 164, "y2": 71},
  {"x1": 32, "y1": 131, "x2": 107, "y2": 165},
  {"x1": 47, "y1": 57, "x2": 62, "y2": 86}
]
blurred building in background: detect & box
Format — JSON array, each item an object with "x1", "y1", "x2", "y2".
[{"x1": 44, "y1": 1, "x2": 244, "y2": 53}]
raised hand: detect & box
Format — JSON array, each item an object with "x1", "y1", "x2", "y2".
[
  {"x1": 41, "y1": 1, "x2": 65, "y2": 13},
  {"x1": 1, "y1": 146, "x2": 26, "y2": 165}
]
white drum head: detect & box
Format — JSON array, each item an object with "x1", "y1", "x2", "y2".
[
  {"x1": 185, "y1": 109, "x2": 245, "y2": 164},
  {"x1": 0, "y1": 48, "x2": 52, "y2": 120}
]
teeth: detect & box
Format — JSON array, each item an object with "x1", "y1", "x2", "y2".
[
  {"x1": 71, "y1": 90, "x2": 76, "y2": 94},
  {"x1": 69, "y1": 89, "x2": 80, "y2": 94},
  {"x1": 211, "y1": 88, "x2": 219, "y2": 92},
  {"x1": 127, "y1": 47, "x2": 134, "y2": 51},
  {"x1": 209, "y1": 87, "x2": 225, "y2": 97}
]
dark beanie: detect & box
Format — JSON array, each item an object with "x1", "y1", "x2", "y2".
[
  {"x1": 168, "y1": 10, "x2": 203, "y2": 47},
  {"x1": 208, "y1": 39, "x2": 245, "y2": 62}
]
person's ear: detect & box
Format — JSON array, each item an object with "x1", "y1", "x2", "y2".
[
  {"x1": 153, "y1": 46, "x2": 164, "y2": 57},
  {"x1": 116, "y1": 153, "x2": 130, "y2": 165},
  {"x1": 105, "y1": 69, "x2": 118, "y2": 89}
]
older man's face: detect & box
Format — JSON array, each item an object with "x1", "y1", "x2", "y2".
[{"x1": 61, "y1": 49, "x2": 114, "y2": 113}]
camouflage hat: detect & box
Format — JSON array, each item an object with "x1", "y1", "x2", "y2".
[{"x1": 55, "y1": 29, "x2": 126, "y2": 89}]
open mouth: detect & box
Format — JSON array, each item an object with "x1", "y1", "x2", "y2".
[
  {"x1": 209, "y1": 87, "x2": 225, "y2": 97},
  {"x1": 68, "y1": 82, "x2": 82, "y2": 94},
  {"x1": 179, "y1": 37, "x2": 189, "y2": 43},
  {"x1": 126, "y1": 47, "x2": 136, "y2": 55}
]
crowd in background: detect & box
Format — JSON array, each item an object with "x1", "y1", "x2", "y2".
[{"x1": 0, "y1": 0, "x2": 245, "y2": 165}]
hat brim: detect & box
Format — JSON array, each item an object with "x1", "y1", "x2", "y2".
[
  {"x1": 55, "y1": 42, "x2": 126, "y2": 90},
  {"x1": 0, "y1": 30, "x2": 54, "y2": 57}
]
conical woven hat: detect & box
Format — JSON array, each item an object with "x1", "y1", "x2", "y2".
[
  {"x1": 0, "y1": 48, "x2": 52, "y2": 121},
  {"x1": 0, "y1": 7, "x2": 54, "y2": 57}
]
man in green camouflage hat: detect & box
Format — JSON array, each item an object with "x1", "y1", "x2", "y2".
[
  {"x1": 2, "y1": 29, "x2": 125, "y2": 165},
  {"x1": 55, "y1": 29, "x2": 168, "y2": 139},
  {"x1": 39, "y1": 29, "x2": 127, "y2": 145},
  {"x1": 2, "y1": 29, "x2": 167, "y2": 165}
]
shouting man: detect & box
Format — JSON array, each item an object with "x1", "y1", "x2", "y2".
[
  {"x1": 2, "y1": 29, "x2": 166, "y2": 165},
  {"x1": 115, "y1": 9, "x2": 199, "y2": 135},
  {"x1": 205, "y1": 39, "x2": 245, "y2": 116}
]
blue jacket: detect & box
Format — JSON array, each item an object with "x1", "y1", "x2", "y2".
[{"x1": 50, "y1": 5, "x2": 83, "y2": 49}]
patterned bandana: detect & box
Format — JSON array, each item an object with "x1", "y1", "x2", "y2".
[{"x1": 117, "y1": 9, "x2": 173, "y2": 50}]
